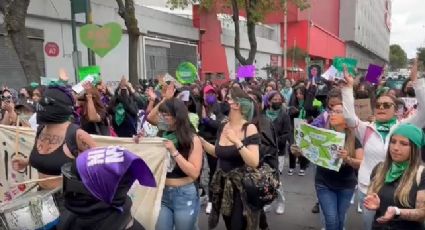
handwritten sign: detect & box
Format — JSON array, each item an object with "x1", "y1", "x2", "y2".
[
  {"x1": 80, "y1": 23, "x2": 122, "y2": 57},
  {"x1": 354, "y1": 99, "x2": 372, "y2": 121}
]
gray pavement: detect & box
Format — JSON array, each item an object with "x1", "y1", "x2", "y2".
[{"x1": 197, "y1": 160, "x2": 363, "y2": 230}]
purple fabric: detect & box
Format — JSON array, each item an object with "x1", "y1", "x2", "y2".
[
  {"x1": 365, "y1": 64, "x2": 383, "y2": 84},
  {"x1": 76, "y1": 146, "x2": 156, "y2": 205},
  {"x1": 237, "y1": 65, "x2": 255, "y2": 78},
  {"x1": 311, "y1": 111, "x2": 329, "y2": 128}
]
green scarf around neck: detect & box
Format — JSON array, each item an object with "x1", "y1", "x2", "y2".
[
  {"x1": 375, "y1": 117, "x2": 397, "y2": 140},
  {"x1": 385, "y1": 161, "x2": 409, "y2": 183},
  {"x1": 266, "y1": 108, "x2": 280, "y2": 122},
  {"x1": 163, "y1": 131, "x2": 179, "y2": 147},
  {"x1": 298, "y1": 100, "x2": 306, "y2": 120},
  {"x1": 115, "y1": 103, "x2": 126, "y2": 126}
]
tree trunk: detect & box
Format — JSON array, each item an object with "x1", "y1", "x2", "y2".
[
  {"x1": 117, "y1": 0, "x2": 140, "y2": 85},
  {"x1": 231, "y1": 0, "x2": 257, "y2": 66},
  {"x1": 1, "y1": 0, "x2": 41, "y2": 84}
]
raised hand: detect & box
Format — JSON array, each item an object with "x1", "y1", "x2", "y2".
[
  {"x1": 343, "y1": 65, "x2": 354, "y2": 88},
  {"x1": 410, "y1": 58, "x2": 418, "y2": 82}
]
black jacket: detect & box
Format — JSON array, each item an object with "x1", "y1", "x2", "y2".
[
  {"x1": 258, "y1": 116, "x2": 279, "y2": 179},
  {"x1": 198, "y1": 103, "x2": 225, "y2": 143},
  {"x1": 270, "y1": 107, "x2": 291, "y2": 155}
]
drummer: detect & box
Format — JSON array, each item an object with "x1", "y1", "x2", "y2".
[{"x1": 12, "y1": 85, "x2": 96, "y2": 209}]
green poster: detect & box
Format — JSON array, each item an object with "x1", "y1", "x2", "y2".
[
  {"x1": 175, "y1": 62, "x2": 198, "y2": 84},
  {"x1": 294, "y1": 119, "x2": 346, "y2": 171},
  {"x1": 78, "y1": 66, "x2": 101, "y2": 84},
  {"x1": 80, "y1": 22, "x2": 122, "y2": 57},
  {"x1": 333, "y1": 57, "x2": 358, "y2": 76}
]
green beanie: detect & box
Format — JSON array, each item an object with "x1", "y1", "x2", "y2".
[{"x1": 392, "y1": 123, "x2": 425, "y2": 148}]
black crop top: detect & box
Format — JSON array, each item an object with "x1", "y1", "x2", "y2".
[
  {"x1": 163, "y1": 131, "x2": 192, "y2": 179},
  {"x1": 29, "y1": 124, "x2": 76, "y2": 175},
  {"x1": 216, "y1": 127, "x2": 261, "y2": 172}
]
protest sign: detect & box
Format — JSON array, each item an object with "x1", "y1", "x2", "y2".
[
  {"x1": 400, "y1": 97, "x2": 418, "y2": 110},
  {"x1": 175, "y1": 62, "x2": 198, "y2": 84},
  {"x1": 294, "y1": 120, "x2": 345, "y2": 171},
  {"x1": 365, "y1": 64, "x2": 384, "y2": 84},
  {"x1": 80, "y1": 22, "x2": 123, "y2": 57},
  {"x1": 237, "y1": 65, "x2": 256, "y2": 78},
  {"x1": 0, "y1": 125, "x2": 168, "y2": 230},
  {"x1": 321, "y1": 65, "x2": 338, "y2": 81},
  {"x1": 78, "y1": 65, "x2": 101, "y2": 82},
  {"x1": 333, "y1": 57, "x2": 358, "y2": 76},
  {"x1": 354, "y1": 99, "x2": 373, "y2": 121}
]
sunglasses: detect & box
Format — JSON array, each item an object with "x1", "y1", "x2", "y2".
[
  {"x1": 375, "y1": 102, "x2": 395, "y2": 109},
  {"x1": 1, "y1": 95, "x2": 12, "y2": 101}
]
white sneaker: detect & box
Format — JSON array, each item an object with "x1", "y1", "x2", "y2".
[
  {"x1": 287, "y1": 169, "x2": 294, "y2": 176},
  {"x1": 263, "y1": 204, "x2": 272, "y2": 213},
  {"x1": 357, "y1": 202, "x2": 363, "y2": 213},
  {"x1": 275, "y1": 203, "x2": 285, "y2": 215},
  {"x1": 298, "y1": 170, "x2": 305, "y2": 176},
  {"x1": 205, "y1": 202, "x2": 212, "y2": 214}
]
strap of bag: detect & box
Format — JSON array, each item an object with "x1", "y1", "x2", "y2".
[
  {"x1": 66, "y1": 124, "x2": 80, "y2": 157},
  {"x1": 416, "y1": 165, "x2": 424, "y2": 186}
]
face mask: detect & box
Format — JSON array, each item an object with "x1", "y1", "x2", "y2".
[
  {"x1": 205, "y1": 95, "x2": 217, "y2": 105},
  {"x1": 406, "y1": 87, "x2": 415, "y2": 97},
  {"x1": 18, "y1": 114, "x2": 32, "y2": 123},
  {"x1": 157, "y1": 115, "x2": 169, "y2": 131},
  {"x1": 36, "y1": 99, "x2": 73, "y2": 125},
  {"x1": 271, "y1": 102, "x2": 282, "y2": 110}
]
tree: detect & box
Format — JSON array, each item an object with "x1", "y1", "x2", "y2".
[
  {"x1": 167, "y1": 0, "x2": 309, "y2": 66},
  {"x1": 0, "y1": 0, "x2": 41, "y2": 84},
  {"x1": 389, "y1": 44, "x2": 407, "y2": 70},
  {"x1": 417, "y1": 47, "x2": 425, "y2": 70},
  {"x1": 116, "y1": 0, "x2": 141, "y2": 85},
  {"x1": 287, "y1": 46, "x2": 307, "y2": 63}
]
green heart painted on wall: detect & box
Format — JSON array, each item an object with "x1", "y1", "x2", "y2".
[{"x1": 80, "y1": 22, "x2": 122, "y2": 57}]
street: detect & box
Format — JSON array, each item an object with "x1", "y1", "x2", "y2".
[{"x1": 198, "y1": 160, "x2": 363, "y2": 230}]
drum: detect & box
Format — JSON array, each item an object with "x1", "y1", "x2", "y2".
[{"x1": 0, "y1": 187, "x2": 60, "y2": 230}]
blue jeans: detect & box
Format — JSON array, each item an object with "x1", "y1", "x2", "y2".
[
  {"x1": 358, "y1": 191, "x2": 375, "y2": 230},
  {"x1": 156, "y1": 183, "x2": 200, "y2": 230},
  {"x1": 315, "y1": 183, "x2": 354, "y2": 230}
]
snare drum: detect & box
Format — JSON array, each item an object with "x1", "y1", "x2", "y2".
[{"x1": 0, "y1": 188, "x2": 60, "y2": 230}]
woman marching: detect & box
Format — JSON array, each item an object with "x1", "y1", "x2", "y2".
[
  {"x1": 364, "y1": 123, "x2": 425, "y2": 230},
  {"x1": 201, "y1": 87, "x2": 260, "y2": 230},
  {"x1": 146, "y1": 83, "x2": 203, "y2": 230},
  {"x1": 12, "y1": 85, "x2": 96, "y2": 212},
  {"x1": 341, "y1": 59, "x2": 425, "y2": 230}
]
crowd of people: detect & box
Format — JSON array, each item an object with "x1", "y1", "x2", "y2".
[{"x1": 1, "y1": 58, "x2": 425, "y2": 230}]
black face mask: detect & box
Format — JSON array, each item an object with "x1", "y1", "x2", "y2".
[
  {"x1": 406, "y1": 87, "x2": 415, "y2": 97},
  {"x1": 36, "y1": 100, "x2": 73, "y2": 124},
  {"x1": 356, "y1": 91, "x2": 369, "y2": 99},
  {"x1": 271, "y1": 102, "x2": 282, "y2": 110}
]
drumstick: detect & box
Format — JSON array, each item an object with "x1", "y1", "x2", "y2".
[{"x1": 12, "y1": 176, "x2": 63, "y2": 186}]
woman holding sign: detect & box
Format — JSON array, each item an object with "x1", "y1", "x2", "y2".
[{"x1": 341, "y1": 59, "x2": 425, "y2": 230}]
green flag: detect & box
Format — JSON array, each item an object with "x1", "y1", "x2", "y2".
[{"x1": 333, "y1": 57, "x2": 358, "y2": 76}]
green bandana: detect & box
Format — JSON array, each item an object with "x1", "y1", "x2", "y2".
[
  {"x1": 375, "y1": 117, "x2": 397, "y2": 140},
  {"x1": 266, "y1": 109, "x2": 280, "y2": 122},
  {"x1": 385, "y1": 161, "x2": 409, "y2": 183},
  {"x1": 298, "y1": 100, "x2": 306, "y2": 120},
  {"x1": 189, "y1": 113, "x2": 199, "y2": 132},
  {"x1": 392, "y1": 123, "x2": 425, "y2": 148},
  {"x1": 115, "y1": 103, "x2": 126, "y2": 126},
  {"x1": 163, "y1": 131, "x2": 178, "y2": 147}
]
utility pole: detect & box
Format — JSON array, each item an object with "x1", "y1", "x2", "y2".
[
  {"x1": 283, "y1": 1, "x2": 288, "y2": 79},
  {"x1": 305, "y1": 0, "x2": 312, "y2": 79},
  {"x1": 70, "y1": 0, "x2": 81, "y2": 83},
  {"x1": 86, "y1": 0, "x2": 96, "y2": 66}
]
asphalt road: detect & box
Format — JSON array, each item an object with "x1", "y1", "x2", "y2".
[{"x1": 197, "y1": 159, "x2": 363, "y2": 230}]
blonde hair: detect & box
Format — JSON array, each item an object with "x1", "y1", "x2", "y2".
[{"x1": 368, "y1": 142, "x2": 421, "y2": 207}]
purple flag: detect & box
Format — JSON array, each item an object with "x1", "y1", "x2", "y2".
[
  {"x1": 76, "y1": 146, "x2": 156, "y2": 205},
  {"x1": 365, "y1": 64, "x2": 383, "y2": 84},
  {"x1": 237, "y1": 65, "x2": 255, "y2": 78}
]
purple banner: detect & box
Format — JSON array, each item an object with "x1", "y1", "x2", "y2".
[
  {"x1": 237, "y1": 65, "x2": 255, "y2": 78},
  {"x1": 365, "y1": 64, "x2": 384, "y2": 84}
]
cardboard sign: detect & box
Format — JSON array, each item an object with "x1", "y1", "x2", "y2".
[
  {"x1": 354, "y1": 99, "x2": 372, "y2": 121},
  {"x1": 80, "y1": 22, "x2": 122, "y2": 57},
  {"x1": 175, "y1": 62, "x2": 198, "y2": 84},
  {"x1": 365, "y1": 64, "x2": 384, "y2": 84},
  {"x1": 333, "y1": 57, "x2": 358, "y2": 76},
  {"x1": 237, "y1": 65, "x2": 255, "y2": 78},
  {"x1": 321, "y1": 65, "x2": 338, "y2": 81}
]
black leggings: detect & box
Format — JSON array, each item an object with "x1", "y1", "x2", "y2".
[
  {"x1": 207, "y1": 154, "x2": 217, "y2": 200},
  {"x1": 222, "y1": 191, "x2": 246, "y2": 230},
  {"x1": 259, "y1": 210, "x2": 268, "y2": 230},
  {"x1": 289, "y1": 153, "x2": 309, "y2": 170}
]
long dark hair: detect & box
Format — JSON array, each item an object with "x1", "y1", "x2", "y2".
[{"x1": 159, "y1": 98, "x2": 194, "y2": 157}]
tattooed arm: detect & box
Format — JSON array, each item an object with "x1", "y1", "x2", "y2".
[
  {"x1": 399, "y1": 190, "x2": 425, "y2": 222},
  {"x1": 76, "y1": 129, "x2": 97, "y2": 152}
]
